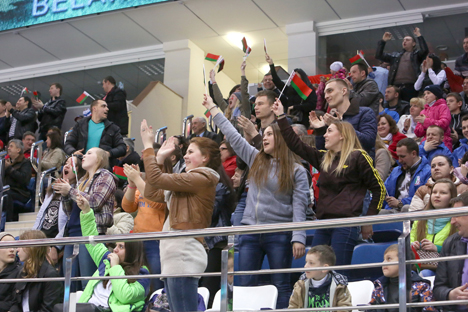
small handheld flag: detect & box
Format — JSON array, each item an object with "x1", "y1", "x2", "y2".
[
  {"x1": 113, "y1": 166, "x2": 127, "y2": 180},
  {"x1": 264, "y1": 38, "x2": 268, "y2": 53},
  {"x1": 215, "y1": 56, "x2": 225, "y2": 73},
  {"x1": 241, "y1": 37, "x2": 252, "y2": 60},
  {"x1": 349, "y1": 50, "x2": 370, "y2": 67},
  {"x1": 204, "y1": 109, "x2": 211, "y2": 118},
  {"x1": 33, "y1": 91, "x2": 39, "y2": 100},
  {"x1": 278, "y1": 71, "x2": 313, "y2": 101},
  {"x1": 203, "y1": 64, "x2": 208, "y2": 95},
  {"x1": 21, "y1": 87, "x2": 29, "y2": 96},
  {"x1": 205, "y1": 53, "x2": 221, "y2": 62},
  {"x1": 71, "y1": 155, "x2": 77, "y2": 175},
  {"x1": 76, "y1": 91, "x2": 91, "y2": 104}
]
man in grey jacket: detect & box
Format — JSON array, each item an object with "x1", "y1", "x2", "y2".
[{"x1": 347, "y1": 62, "x2": 380, "y2": 116}]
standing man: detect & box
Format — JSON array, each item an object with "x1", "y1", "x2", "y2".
[
  {"x1": 347, "y1": 62, "x2": 381, "y2": 115},
  {"x1": 64, "y1": 99, "x2": 126, "y2": 167},
  {"x1": 454, "y1": 36, "x2": 468, "y2": 78},
  {"x1": 33, "y1": 83, "x2": 67, "y2": 141},
  {"x1": 102, "y1": 76, "x2": 128, "y2": 136},
  {"x1": 375, "y1": 27, "x2": 428, "y2": 102},
  {"x1": 6, "y1": 97, "x2": 37, "y2": 141}
]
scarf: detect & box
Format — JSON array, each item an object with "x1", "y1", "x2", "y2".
[
  {"x1": 381, "y1": 133, "x2": 393, "y2": 148},
  {"x1": 427, "y1": 218, "x2": 451, "y2": 235}
]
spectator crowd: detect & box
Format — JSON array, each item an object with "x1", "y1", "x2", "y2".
[{"x1": 1, "y1": 26, "x2": 468, "y2": 312}]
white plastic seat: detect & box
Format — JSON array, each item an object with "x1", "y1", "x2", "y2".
[
  {"x1": 209, "y1": 285, "x2": 278, "y2": 311},
  {"x1": 424, "y1": 275, "x2": 435, "y2": 290},
  {"x1": 150, "y1": 287, "x2": 210, "y2": 308},
  {"x1": 347, "y1": 280, "x2": 374, "y2": 312}
]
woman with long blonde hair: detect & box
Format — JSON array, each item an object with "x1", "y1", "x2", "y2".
[
  {"x1": 203, "y1": 94, "x2": 309, "y2": 309},
  {"x1": 273, "y1": 99, "x2": 385, "y2": 270},
  {"x1": 53, "y1": 147, "x2": 116, "y2": 291},
  {"x1": 13, "y1": 230, "x2": 62, "y2": 312}
]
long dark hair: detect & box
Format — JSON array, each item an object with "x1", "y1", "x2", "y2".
[{"x1": 428, "y1": 54, "x2": 442, "y2": 73}]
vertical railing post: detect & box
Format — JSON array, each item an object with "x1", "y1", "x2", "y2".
[
  {"x1": 38, "y1": 167, "x2": 56, "y2": 204},
  {"x1": 0, "y1": 186, "x2": 10, "y2": 231},
  {"x1": 64, "y1": 130, "x2": 72, "y2": 145},
  {"x1": 64, "y1": 244, "x2": 80, "y2": 312},
  {"x1": 182, "y1": 115, "x2": 194, "y2": 139},
  {"x1": 30, "y1": 140, "x2": 43, "y2": 211},
  {"x1": 0, "y1": 151, "x2": 7, "y2": 191},
  {"x1": 220, "y1": 235, "x2": 234, "y2": 312},
  {"x1": 398, "y1": 220, "x2": 411, "y2": 312}
]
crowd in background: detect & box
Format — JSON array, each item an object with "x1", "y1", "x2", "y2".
[{"x1": 1, "y1": 28, "x2": 468, "y2": 312}]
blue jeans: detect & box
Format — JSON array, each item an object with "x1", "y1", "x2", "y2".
[
  {"x1": 312, "y1": 227, "x2": 359, "y2": 274},
  {"x1": 143, "y1": 240, "x2": 164, "y2": 290},
  {"x1": 63, "y1": 243, "x2": 97, "y2": 291},
  {"x1": 238, "y1": 232, "x2": 293, "y2": 309},
  {"x1": 420, "y1": 269, "x2": 436, "y2": 277},
  {"x1": 164, "y1": 277, "x2": 199, "y2": 312}
]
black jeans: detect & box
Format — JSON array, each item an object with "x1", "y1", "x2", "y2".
[{"x1": 4, "y1": 189, "x2": 30, "y2": 222}]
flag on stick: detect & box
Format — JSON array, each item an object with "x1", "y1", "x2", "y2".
[
  {"x1": 203, "y1": 64, "x2": 208, "y2": 95},
  {"x1": 113, "y1": 166, "x2": 127, "y2": 180},
  {"x1": 33, "y1": 91, "x2": 39, "y2": 100},
  {"x1": 291, "y1": 73, "x2": 313, "y2": 100},
  {"x1": 205, "y1": 53, "x2": 221, "y2": 62},
  {"x1": 204, "y1": 109, "x2": 211, "y2": 118},
  {"x1": 349, "y1": 50, "x2": 370, "y2": 67},
  {"x1": 217, "y1": 58, "x2": 225, "y2": 73},
  {"x1": 21, "y1": 87, "x2": 29, "y2": 96},
  {"x1": 242, "y1": 37, "x2": 249, "y2": 53},
  {"x1": 76, "y1": 91, "x2": 91, "y2": 104},
  {"x1": 71, "y1": 155, "x2": 78, "y2": 175},
  {"x1": 264, "y1": 38, "x2": 268, "y2": 53}
]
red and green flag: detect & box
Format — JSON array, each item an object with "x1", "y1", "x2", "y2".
[
  {"x1": 215, "y1": 57, "x2": 225, "y2": 73},
  {"x1": 21, "y1": 87, "x2": 29, "y2": 96},
  {"x1": 241, "y1": 37, "x2": 252, "y2": 55},
  {"x1": 76, "y1": 91, "x2": 91, "y2": 104},
  {"x1": 291, "y1": 72, "x2": 312, "y2": 100},
  {"x1": 205, "y1": 53, "x2": 221, "y2": 62},
  {"x1": 113, "y1": 166, "x2": 127, "y2": 180},
  {"x1": 33, "y1": 91, "x2": 39, "y2": 100},
  {"x1": 204, "y1": 109, "x2": 211, "y2": 118},
  {"x1": 349, "y1": 53, "x2": 363, "y2": 65}
]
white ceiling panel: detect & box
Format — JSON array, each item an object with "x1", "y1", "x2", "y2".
[
  {"x1": 70, "y1": 13, "x2": 161, "y2": 51},
  {"x1": 399, "y1": 0, "x2": 468, "y2": 10},
  {"x1": 0, "y1": 60, "x2": 11, "y2": 71},
  {"x1": 328, "y1": 0, "x2": 403, "y2": 19},
  {"x1": 254, "y1": 0, "x2": 339, "y2": 25},
  {"x1": 0, "y1": 34, "x2": 58, "y2": 67},
  {"x1": 125, "y1": 3, "x2": 218, "y2": 42},
  {"x1": 20, "y1": 23, "x2": 108, "y2": 60},
  {"x1": 185, "y1": 0, "x2": 277, "y2": 35}
]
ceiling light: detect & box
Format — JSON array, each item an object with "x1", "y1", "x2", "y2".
[{"x1": 226, "y1": 32, "x2": 249, "y2": 51}]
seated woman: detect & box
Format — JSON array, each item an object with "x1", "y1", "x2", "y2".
[
  {"x1": 54, "y1": 195, "x2": 149, "y2": 312},
  {"x1": 41, "y1": 131, "x2": 66, "y2": 171},
  {"x1": 53, "y1": 148, "x2": 116, "y2": 291},
  {"x1": 397, "y1": 97, "x2": 425, "y2": 142},
  {"x1": 375, "y1": 134, "x2": 395, "y2": 182},
  {"x1": 411, "y1": 179, "x2": 457, "y2": 277},
  {"x1": 13, "y1": 230, "x2": 62, "y2": 312},
  {"x1": 408, "y1": 155, "x2": 468, "y2": 212},
  {"x1": 0, "y1": 233, "x2": 21, "y2": 312},
  {"x1": 220, "y1": 140, "x2": 237, "y2": 178},
  {"x1": 377, "y1": 114, "x2": 407, "y2": 160}
]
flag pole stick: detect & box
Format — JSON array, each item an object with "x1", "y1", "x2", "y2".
[
  {"x1": 203, "y1": 64, "x2": 208, "y2": 95},
  {"x1": 278, "y1": 71, "x2": 294, "y2": 100},
  {"x1": 88, "y1": 94, "x2": 96, "y2": 101}
]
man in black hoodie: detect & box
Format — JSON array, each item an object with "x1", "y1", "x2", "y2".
[
  {"x1": 102, "y1": 76, "x2": 128, "y2": 136},
  {"x1": 0, "y1": 233, "x2": 21, "y2": 312}
]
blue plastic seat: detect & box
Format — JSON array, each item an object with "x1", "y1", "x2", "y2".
[{"x1": 350, "y1": 242, "x2": 394, "y2": 281}]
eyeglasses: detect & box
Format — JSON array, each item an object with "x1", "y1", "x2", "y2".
[{"x1": 220, "y1": 147, "x2": 228, "y2": 151}]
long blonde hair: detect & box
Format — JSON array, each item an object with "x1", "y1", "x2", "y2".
[
  {"x1": 79, "y1": 148, "x2": 109, "y2": 192},
  {"x1": 19, "y1": 231, "x2": 48, "y2": 278},
  {"x1": 249, "y1": 123, "x2": 301, "y2": 193},
  {"x1": 321, "y1": 121, "x2": 362, "y2": 176},
  {"x1": 225, "y1": 95, "x2": 241, "y2": 121}
]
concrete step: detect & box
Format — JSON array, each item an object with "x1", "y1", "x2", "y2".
[
  {"x1": 5, "y1": 221, "x2": 35, "y2": 230},
  {"x1": 18, "y1": 212, "x2": 38, "y2": 222}
]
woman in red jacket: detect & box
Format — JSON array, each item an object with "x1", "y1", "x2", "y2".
[
  {"x1": 414, "y1": 85, "x2": 452, "y2": 151},
  {"x1": 378, "y1": 114, "x2": 407, "y2": 160}
]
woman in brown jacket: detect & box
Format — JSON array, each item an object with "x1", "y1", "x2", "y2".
[{"x1": 140, "y1": 120, "x2": 221, "y2": 312}]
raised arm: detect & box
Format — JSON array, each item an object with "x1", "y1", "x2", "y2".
[{"x1": 210, "y1": 69, "x2": 228, "y2": 112}]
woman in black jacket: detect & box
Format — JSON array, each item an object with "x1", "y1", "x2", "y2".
[
  {"x1": 12, "y1": 230, "x2": 62, "y2": 312},
  {"x1": 0, "y1": 233, "x2": 21, "y2": 312}
]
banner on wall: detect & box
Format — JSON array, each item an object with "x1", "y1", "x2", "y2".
[{"x1": 0, "y1": 0, "x2": 172, "y2": 32}]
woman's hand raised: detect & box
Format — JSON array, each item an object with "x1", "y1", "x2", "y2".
[
  {"x1": 140, "y1": 119, "x2": 155, "y2": 150},
  {"x1": 271, "y1": 98, "x2": 284, "y2": 117},
  {"x1": 156, "y1": 137, "x2": 177, "y2": 165},
  {"x1": 76, "y1": 194, "x2": 91, "y2": 214},
  {"x1": 123, "y1": 164, "x2": 140, "y2": 183}
]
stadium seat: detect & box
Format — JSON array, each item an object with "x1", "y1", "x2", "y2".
[
  {"x1": 209, "y1": 285, "x2": 278, "y2": 311},
  {"x1": 350, "y1": 242, "x2": 394, "y2": 281},
  {"x1": 347, "y1": 280, "x2": 374, "y2": 311}
]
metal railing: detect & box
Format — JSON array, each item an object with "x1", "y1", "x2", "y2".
[
  {"x1": 30, "y1": 140, "x2": 44, "y2": 211},
  {"x1": 182, "y1": 114, "x2": 193, "y2": 138},
  {"x1": 38, "y1": 167, "x2": 57, "y2": 204},
  {"x1": 2, "y1": 207, "x2": 468, "y2": 312},
  {"x1": 155, "y1": 126, "x2": 167, "y2": 144},
  {"x1": 64, "y1": 130, "x2": 72, "y2": 145}
]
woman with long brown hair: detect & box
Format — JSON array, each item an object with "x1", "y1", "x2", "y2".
[
  {"x1": 411, "y1": 178, "x2": 458, "y2": 277},
  {"x1": 53, "y1": 147, "x2": 116, "y2": 291},
  {"x1": 140, "y1": 121, "x2": 221, "y2": 312},
  {"x1": 13, "y1": 230, "x2": 62, "y2": 312},
  {"x1": 203, "y1": 95, "x2": 309, "y2": 309}
]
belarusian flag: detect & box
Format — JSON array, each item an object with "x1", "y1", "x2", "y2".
[
  {"x1": 76, "y1": 91, "x2": 90, "y2": 104},
  {"x1": 204, "y1": 109, "x2": 211, "y2": 118},
  {"x1": 217, "y1": 59, "x2": 225, "y2": 73},
  {"x1": 21, "y1": 87, "x2": 29, "y2": 95},
  {"x1": 242, "y1": 37, "x2": 248, "y2": 53},
  {"x1": 291, "y1": 72, "x2": 312, "y2": 100},
  {"x1": 349, "y1": 50, "x2": 364, "y2": 64},
  {"x1": 33, "y1": 91, "x2": 39, "y2": 99},
  {"x1": 205, "y1": 53, "x2": 221, "y2": 62},
  {"x1": 113, "y1": 166, "x2": 127, "y2": 180}
]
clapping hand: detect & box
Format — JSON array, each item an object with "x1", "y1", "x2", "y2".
[
  {"x1": 123, "y1": 164, "x2": 140, "y2": 183},
  {"x1": 53, "y1": 178, "x2": 71, "y2": 196},
  {"x1": 309, "y1": 111, "x2": 326, "y2": 129},
  {"x1": 76, "y1": 194, "x2": 90, "y2": 214},
  {"x1": 140, "y1": 119, "x2": 155, "y2": 150},
  {"x1": 414, "y1": 114, "x2": 426, "y2": 124},
  {"x1": 237, "y1": 115, "x2": 258, "y2": 139},
  {"x1": 156, "y1": 137, "x2": 176, "y2": 164}
]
